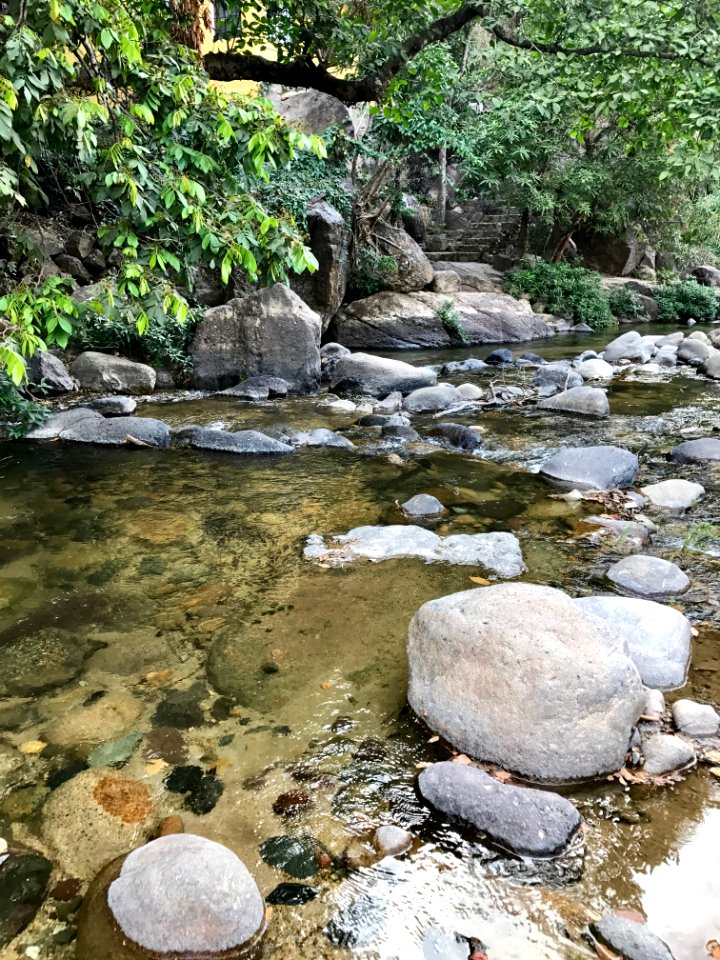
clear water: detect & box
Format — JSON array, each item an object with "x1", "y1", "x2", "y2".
[{"x1": 1, "y1": 327, "x2": 719, "y2": 959}]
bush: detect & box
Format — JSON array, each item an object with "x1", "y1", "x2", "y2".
[
  {"x1": 655, "y1": 280, "x2": 720, "y2": 322},
  {"x1": 348, "y1": 247, "x2": 398, "y2": 297},
  {"x1": 436, "y1": 300, "x2": 469, "y2": 342},
  {"x1": 506, "y1": 261, "x2": 616, "y2": 331},
  {"x1": 0, "y1": 375, "x2": 48, "y2": 439},
  {"x1": 607, "y1": 285, "x2": 643, "y2": 320}
]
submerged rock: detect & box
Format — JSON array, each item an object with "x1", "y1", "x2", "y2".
[
  {"x1": 642, "y1": 734, "x2": 695, "y2": 775},
  {"x1": 304, "y1": 526, "x2": 525, "y2": 577},
  {"x1": 401, "y1": 494, "x2": 445, "y2": 517},
  {"x1": 407, "y1": 583, "x2": 644, "y2": 781},
  {"x1": 86, "y1": 396, "x2": 137, "y2": 416},
  {"x1": 0, "y1": 845, "x2": 52, "y2": 948},
  {"x1": 606, "y1": 555, "x2": 690, "y2": 599},
  {"x1": 540, "y1": 445, "x2": 638, "y2": 490},
  {"x1": 179, "y1": 427, "x2": 294, "y2": 455},
  {"x1": 0, "y1": 629, "x2": 102, "y2": 697},
  {"x1": 426, "y1": 423, "x2": 484, "y2": 452},
  {"x1": 418, "y1": 761, "x2": 581, "y2": 857},
  {"x1": 77, "y1": 835, "x2": 265, "y2": 959},
  {"x1": 574, "y1": 596, "x2": 691, "y2": 690},
  {"x1": 59, "y1": 415, "x2": 170, "y2": 448},
  {"x1": 671, "y1": 699, "x2": 720, "y2": 737},
  {"x1": 260, "y1": 835, "x2": 327, "y2": 879},
  {"x1": 590, "y1": 914, "x2": 675, "y2": 960},
  {"x1": 670, "y1": 438, "x2": 720, "y2": 463},
  {"x1": 373, "y1": 825, "x2": 413, "y2": 857},
  {"x1": 537, "y1": 385, "x2": 610, "y2": 417},
  {"x1": 216, "y1": 376, "x2": 289, "y2": 401}
]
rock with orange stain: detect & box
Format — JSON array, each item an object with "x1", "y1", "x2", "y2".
[{"x1": 41, "y1": 769, "x2": 155, "y2": 879}]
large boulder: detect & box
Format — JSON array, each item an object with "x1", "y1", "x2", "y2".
[
  {"x1": 537, "y1": 386, "x2": 610, "y2": 418},
  {"x1": 290, "y1": 200, "x2": 349, "y2": 329},
  {"x1": 269, "y1": 88, "x2": 365, "y2": 136},
  {"x1": 25, "y1": 407, "x2": 103, "y2": 441},
  {"x1": 575, "y1": 596, "x2": 691, "y2": 690},
  {"x1": 429, "y1": 261, "x2": 505, "y2": 293},
  {"x1": 330, "y1": 352, "x2": 437, "y2": 397},
  {"x1": 25, "y1": 351, "x2": 77, "y2": 393},
  {"x1": 701, "y1": 349, "x2": 720, "y2": 379},
  {"x1": 70, "y1": 352, "x2": 156, "y2": 394},
  {"x1": 532, "y1": 363, "x2": 583, "y2": 391},
  {"x1": 328, "y1": 291, "x2": 551, "y2": 349},
  {"x1": 407, "y1": 583, "x2": 644, "y2": 781},
  {"x1": 670, "y1": 438, "x2": 720, "y2": 463},
  {"x1": 691, "y1": 264, "x2": 720, "y2": 288},
  {"x1": 418, "y1": 761, "x2": 581, "y2": 858},
  {"x1": 59, "y1": 416, "x2": 170, "y2": 448},
  {"x1": 540, "y1": 445, "x2": 638, "y2": 490},
  {"x1": 177, "y1": 428, "x2": 294, "y2": 455},
  {"x1": 191, "y1": 284, "x2": 321, "y2": 393},
  {"x1": 603, "y1": 331, "x2": 650, "y2": 363},
  {"x1": 677, "y1": 338, "x2": 712, "y2": 366},
  {"x1": 403, "y1": 384, "x2": 462, "y2": 413},
  {"x1": 373, "y1": 220, "x2": 434, "y2": 294}
]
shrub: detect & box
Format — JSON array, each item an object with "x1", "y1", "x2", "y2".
[
  {"x1": 607, "y1": 285, "x2": 643, "y2": 320},
  {"x1": 655, "y1": 280, "x2": 720, "y2": 322},
  {"x1": 506, "y1": 261, "x2": 616, "y2": 331},
  {"x1": 0, "y1": 375, "x2": 48, "y2": 439},
  {"x1": 436, "y1": 299, "x2": 469, "y2": 342},
  {"x1": 348, "y1": 247, "x2": 398, "y2": 297}
]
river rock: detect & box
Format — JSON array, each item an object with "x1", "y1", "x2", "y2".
[
  {"x1": 178, "y1": 427, "x2": 293, "y2": 455},
  {"x1": 216, "y1": 376, "x2": 289, "y2": 401},
  {"x1": 191, "y1": 284, "x2": 321, "y2": 393},
  {"x1": 418, "y1": 761, "x2": 581, "y2": 857},
  {"x1": 585, "y1": 517, "x2": 651, "y2": 549},
  {"x1": 403, "y1": 384, "x2": 463, "y2": 413},
  {"x1": 373, "y1": 826, "x2": 413, "y2": 857},
  {"x1": 0, "y1": 845, "x2": 53, "y2": 948},
  {"x1": 25, "y1": 407, "x2": 103, "y2": 440},
  {"x1": 640, "y1": 479, "x2": 704, "y2": 511},
  {"x1": 574, "y1": 597, "x2": 691, "y2": 690},
  {"x1": 70, "y1": 352, "x2": 156, "y2": 394},
  {"x1": 441, "y1": 358, "x2": 488, "y2": 374},
  {"x1": 41, "y1": 769, "x2": 155, "y2": 878},
  {"x1": 644, "y1": 688, "x2": 666, "y2": 720},
  {"x1": 456, "y1": 383, "x2": 484, "y2": 400},
  {"x1": 407, "y1": 583, "x2": 644, "y2": 781},
  {"x1": 670, "y1": 438, "x2": 720, "y2": 463},
  {"x1": 590, "y1": 915, "x2": 675, "y2": 960},
  {"x1": 327, "y1": 291, "x2": 551, "y2": 349},
  {"x1": 656, "y1": 345, "x2": 678, "y2": 368},
  {"x1": 671, "y1": 699, "x2": 720, "y2": 737},
  {"x1": 401, "y1": 494, "x2": 445, "y2": 516},
  {"x1": 330, "y1": 353, "x2": 437, "y2": 397},
  {"x1": 578, "y1": 358, "x2": 614, "y2": 380},
  {"x1": 485, "y1": 347, "x2": 514, "y2": 365},
  {"x1": 677, "y1": 338, "x2": 712, "y2": 366},
  {"x1": 532, "y1": 363, "x2": 583, "y2": 391},
  {"x1": 642, "y1": 734, "x2": 695, "y2": 775},
  {"x1": 426, "y1": 423, "x2": 483, "y2": 452},
  {"x1": 701, "y1": 349, "x2": 720, "y2": 378},
  {"x1": 0, "y1": 628, "x2": 102, "y2": 697},
  {"x1": 606, "y1": 555, "x2": 690, "y2": 598},
  {"x1": 86, "y1": 396, "x2": 137, "y2": 416},
  {"x1": 603, "y1": 331, "x2": 650, "y2": 363},
  {"x1": 540, "y1": 445, "x2": 638, "y2": 490},
  {"x1": 305, "y1": 527, "x2": 525, "y2": 576},
  {"x1": 537, "y1": 386, "x2": 610, "y2": 417},
  {"x1": 25, "y1": 350, "x2": 77, "y2": 393},
  {"x1": 60, "y1": 416, "x2": 170, "y2": 448},
  {"x1": 290, "y1": 200, "x2": 349, "y2": 329},
  {"x1": 43, "y1": 691, "x2": 143, "y2": 749}
]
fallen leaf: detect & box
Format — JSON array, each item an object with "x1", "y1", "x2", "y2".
[
  {"x1": 144, "y1": 758, "x2": 169, "y2": 776},
  {"x1": 703, "y1": 750, "x2": 720, "y2": 764},
  {"x1": 469, "y1": 576, "x2": 490, "y2": 586},
  {"x1": 320, "y1": 680, "x2": 332, "y2": 690},
  {"x1": 616, "y1": 909, "x2": 646, "y2": 923},
  {"x1": 451, "y1": 754, "x2": 473, "y2": 765},
  {"x1": 493, "y1": 770, "x2": 512, "y2": 782},
  {"x1": 415, "y1": 761, "x2": 433, "y2": 769},
  {"x1": 594, "y1": 943, "x2": 621, "y2": 960},
  {"x1": 709, "y1": 767, "x2": 720, "y2": 778},
  {"x1": 428, "y1": 736, "x2": 439, "y2": 743},
  {"x1": 144, "y1": 668, "x2": 173, "y2": 687},
  {"x1": 265, "y1": 906, "x2": 273, "y2": 922},
  {"x1": 19, "y1": 740, "x2": 47, "y2": 755}
]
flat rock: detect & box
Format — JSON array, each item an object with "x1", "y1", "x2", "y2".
[
  {"x1": 25, "y1": 407, "x2": 103, "y2": 440},
  {"x1": 537, "y1": 386, "x2": 610, "y2": 417},
  {"x1": 407, "y1": 583, "x2": 644, "y2": 781},
  {"x1": 606, "y1": 555, "x2": 690, "y2": 598},
  {"x1": 574, "y1": 596, "x2": 690, "y2": 690},
  {"x1": 585, "y1": 517, "x2": 651, "y2": 548},
  {"x1": 403, "y1": 384, "x2": 462, "y2": 413},
  {"x1": 670, "y1": 438, "x2": 720, "y2": 463},
  {"x1": 540, "y1": 445, "x2": 638, "y2": 490},
  {"x1": 215, "y1": 376, "x2": 289, "y2": 401},
  {"x1": 179, "y1": 428, "x2": 293, "y2": 455},
  {"x1": 86, "y1": 396, "x2": 137, "y2": 416},
  {"x1": 441, "y1": 358, "x2": 488, "y2": 374},
  {"x1": 289, "y1": 428, "x2": 355, "y2": 450},
  {"x1": 330, "y1": 353, "x2": 437, "y2": 397},
  {"x1": 671, "y1": 699, "x2": 720, "y2": 737},
  {"x1": 640, "y1": 479, "x2": 704, "y2": 512},
  {"x1": 59, "y1": 416, "x2": 170, "y2": 448},
  {"x1": 418, "y1": 761, "x2": 581, "y2": 857},
  {"x1": 401, "y1": 494, "x2": 445, "y2": 516},
  {"x1": 0, "y1": 629, "x2": 102, "y2": 697},
  {"x1": 304, "y1": 526, "x2": 525, "y2": 577},
  {"x1": 590, "y1": 915, "x2": 675, "y2": 960},
  {"x1": 642, "y1": 734, "x2": 695, "y2": 775}
]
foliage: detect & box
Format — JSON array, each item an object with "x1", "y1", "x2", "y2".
[
  {"x1": 655, "y1": 280, "x2": 720, "y2": 323},
  {"x1": 506, "y1": 261, "x2": 615, "y2": 330},
  {"x1": 0, "y1": 276, "x2": 77, "y2": 384},
  {"x1": 436, "y1": 298, "x2": 468, "y2": 342},
  {"x1": 607, "y1": 286, "x2": 643, "y2": 320},
  {"x1": 0, "y1": 374, "x2": 47, "y2": 438},
  {"x1": 348, "y1": 246, "x2": 398, "y2": 297},
  {"x1": 682, "y1": 522, "x2": 720, "y2": 554},
  {"x1": 0, "y1": 0, "x2": 325, "y2": 381}
]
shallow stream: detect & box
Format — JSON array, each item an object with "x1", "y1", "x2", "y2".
[{"x1": 1, "y1": 326, "x2": 719, "y2": 959}]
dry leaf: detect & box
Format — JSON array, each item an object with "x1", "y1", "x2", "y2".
[
  {"x1": 144, "y1": 758, "x2": 169, "y2": 776},
  {"x1": 703, "y1": 750, "x2": 720, "y2": 764},
  {"x1": 144, "y1": 668, "x2": 173, "y2": 687},
  {"x1": 415, "y1": 761, "x2": 433, "y2": 769},
  {"x1": 595, "y1": 943, "x2": 621, "y2": 960},
  {"x1": 493, "y1": 770, "x2": 512, "y2": 782},
  {"x1": 451, "y1": 754, "x2": 473, "y2": 765},
  {"x1": 469, "y1": 576, "x2": 490, "y2": 586},
  {"x1": 19, "y1": 740, "x2": 47, "y2": 755},
  {"x1": 265, "y1": 906, "x2": 273, "y2": 922},
  {"x1": 320, "y1": 680, "x2": 332, "y2": 690},
  {"x1": 709, "y1": 767, "x2": 720, "y2": 778},
  {"x1": 428, "y1": 736, "x2": 439, "y2": 743}
]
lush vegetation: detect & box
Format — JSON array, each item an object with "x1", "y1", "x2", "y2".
[
  {"x1": 655, "y1": 280, "x2": 720, "y2": 323},
  {"x1": 506, "y1": 261, "x2": 616, "y2": 330}
]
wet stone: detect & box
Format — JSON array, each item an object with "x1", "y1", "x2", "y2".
[
  {"x1": 374, "y1": 825, "x2": 413, "y2": 856},
  {"x1": 266, "y1": 883, "x2": 317, "y2": 906},
  {"x1": 642, "y1": 734, "x2": 695, "y2": 776},
  {"x1": 164, "y1": 765, "x2": 225, "y2": 815},
  {"x1": 152, "y1": 684, "x2": 206, "y2": 729},
  {"x1": 272, "y1": 790, "x2": 314, "y2": 817},
  {"x1": 606, "y1": 555, "x2": 690, "y2": 599},
  {"x1": 326, "y1": 894, "x2": 388, "y2": 948},
  {"x1": 672, "y1": 699, "x2": 720, "y2": 737},
  {"x1": 401, "y1": 494, "x2": 445, "y2": 517},
  {"x1": 540, "y1": 445, "x2": 638, "y2": 491},
  {"x1": 426, "y1": 422, "x2": 483, "y2": 452},
  {"x1": 590, "y1": 914, "x2": 675, "y2": 960},
  {"x1": 0, "y1": 629, "x2": 102, "y2": 697},
  {"x1": 87, "y1": 732, "x2": 142, "y2": 769},
  {"x1": 0, "y1": 846, "x2": 52, "y2": 948},
  {"x1": 670, "y1": 438, "x2": 720, "y2": 463},
  {"x1": 259, "y1": 835, "x2": 326, "y2": 879},
  {"x1": 143, "y1": 727, "x2": 188, "y2": 765},
  {"x1": 0, "y1": 784, "x2": 50, "y2": 821}
]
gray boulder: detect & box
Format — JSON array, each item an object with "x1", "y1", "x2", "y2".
[
  {"x1": 430, "y1": 261, "x2": 505, "y2": 293},
  {"x1": 70, "y1": 352, "x2": 156, "y2": 394},
  {"x1": 290, "y1": 200, "x2": 349, "y2": 329},
  {"x1": 691, "y1": 264, "x2": 720, "y2": 287},
  {"x1": 86, "y1": 396, "x2": 137, "y2": 417},
  {"x1": 407, "y1": 583, "x2": 644, "y2": 781},
  {"x1": 537, "y1": 386, "x2": 610, "y2": 417},
  {"x1": 418, "y1": 761, "x2": 581, "y2": 857},
  {"x1": 455, "y1": 383, "x2": 484, "y2": 400},
  {"x1": 670, "y1": 438, "x2": 720, "y2": 463},
  {"x1": 701, "y1": 349, "x2": 720, "y2": 379},
  {"x1": 60, "y1": 416, "x2": 170, "y2": 448},
  {"x1": 179, "y1": 428, "x2": 293, "y2": 455},
  {"x1": 574, "y1": 596, "x2": 691, "y2": 690},
  {"x1": 289, "y1": 428, "x2": 354, "y2": 450},
  {"x1": 373, "y1": 219, "x2": 434, "y2": 293},
  {"x1": 401, "y1": 494, "x2": 445, "y2": 517},
  {"x1": 677, "y1": 338, "x2": 712, "y2": 366},
  {"x1": 106, "y1": 834, "x2": 265, "y2": 955},
  {"x1": 191, "y1": 284, "x2": 321, "y2": 393},
  {"x1": 432, "y1": 270, "x2": 461, "y2": 293},
  {"x1": 426, "y1": 423, "x2": 484, "y2": 452},
  {"x1": 441, "y1": 358, "x2": 488, "y2": 375},
  {"x1": 54, "y1": 253, "x2": 91, "y2": 283},
  {"x1": 577, "y1": 358, "x2": 614, "y2": 380},
  {"x1": 305, "y1": 527, "x2": 525, "y2": 577},
  {"x1": 590, "y1": 915, "x2": 675, "y2": 960},
  {"x1": 330, "y1": 353, "x2": 437, "y2": 397},
  {"x1": 215, "y1": 376, "x2": 289, "y2": 401},
  {"x1": 270, "y1": 88, "x2": 361, "y2": 136},
  {"x1": 603, "y1": 331, "x2": 650, "y2": 363},
  {"x1": 640, "y1": 479, "x2": 704, "y2": 512},
  {"x1": 540, "y1": 445, "x2": 638, "y2": 490},
  {"x1": 328, "y1": 291, "x2": 551, "y2": 350},
  {"x1": 25, "y1": 351, "x2": 77, "y2": 393},
  {"x1": 25, "y1": 407, "x2": 103, "y2": 440},
  {"x1": 606, "y1": 555, "x2": 690, "y2": 598},
  {"x1": 403, "y1": 384, "x2": 462, "y2": 413},
  {"x1": 671, "y1": 699, "x2": 720, "y2": 737},
  {"x1": 532, "y1": 363, "x2": 583, "y2": 391},
  {"x1": 642, "y1": 734, "x2": 695, "y2": 775}
]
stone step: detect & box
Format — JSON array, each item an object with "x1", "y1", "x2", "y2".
[{"x1": 427, "y1": 251, "x2": 494, "y2": 263}]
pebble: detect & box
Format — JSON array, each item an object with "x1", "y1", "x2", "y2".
[
  {"x1": 272, "y1": 790, "x2": 313, "y2": 816},
  {"x1": 374, "y1": 825, "x2": 413, "y2": 856},
  {"x1": 643, "y1": 689, "x2": 666, "y2": 720},
  {"x1": 590, "y1": 914, "x2": 675, "y2": 960},
  {"x1": 672, "y1": 699, "x2": 720, "y2": 737},
  {"x1": 401, "y1": 494, "x2": 445, "y2": 516}
]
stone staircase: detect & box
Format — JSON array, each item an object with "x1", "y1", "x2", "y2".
[{"x1": 424, "y1": 206, "x2": 523, "y2": 264}]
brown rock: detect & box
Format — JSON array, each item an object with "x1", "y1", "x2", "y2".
[
  {"x1": 156, "y1": 815, "x2": 185, "y2": 837},
  {"x1": 93, "y1": 776, "x2": 153, "y2": 824},
  {"x1": 272, "y1": 790, "x2": 313, "y2": 816}
]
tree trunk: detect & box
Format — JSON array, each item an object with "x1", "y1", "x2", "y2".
[{"x1": 437, "y1": 144, "x2": 448, "y2": 227}]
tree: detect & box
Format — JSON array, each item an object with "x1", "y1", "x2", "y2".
[{"x1": 0, "y1": 0, "x2": 324, "y2": 383}]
